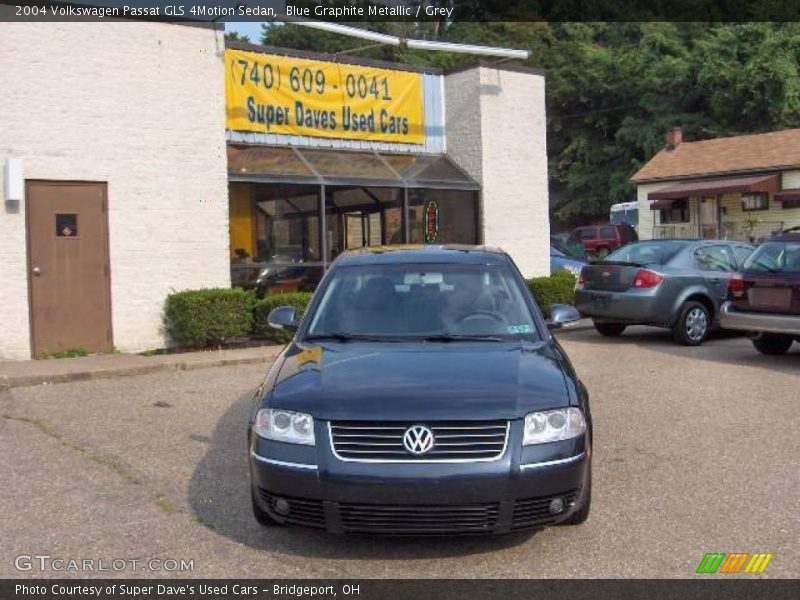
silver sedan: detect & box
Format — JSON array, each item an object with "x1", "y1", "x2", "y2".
[{"x1": 574, "y1": 239, "x2": 754, "y2": 346}]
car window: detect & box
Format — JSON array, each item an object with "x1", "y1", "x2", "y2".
[
  {"x1": 606, "y1": 241, "x2": 688, "y2": 265},
  {"x1": 307, "y1": 263, "x2": 540, "y2": 340},
  {"x1": 599, "y1": 226, "x2": 616, "y2": 239},
  {"x1": 732, "y1": 245, "x2": 754, "y2": 268},
  {"x1": 578, "y1": 228, "x2": 596, "y2": 240},
  {"x1": 551, "y1": 245, "x2": 566, "y2": 258},
  {"x1": 744, "y1": 241, "x2": 800, "y2": 273},
  {"x1": 694, "y1": 246, "x2": 736, "y2": 272}
]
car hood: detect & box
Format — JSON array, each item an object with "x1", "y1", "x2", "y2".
[{"x1": 267, "y1": 341, "x2": 572, "y2": 421}]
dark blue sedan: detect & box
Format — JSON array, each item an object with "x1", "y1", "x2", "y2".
[{"x1": 247, "y1": 246, "x2": 591, "y2": 535}]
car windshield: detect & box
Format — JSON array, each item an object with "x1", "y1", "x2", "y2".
[
  {"x1": 551, "y1": 238, "x2": 583, "y2": 260},
  {"x1": 605, "y1": 241, "x2": 687, "y2": 265},
  {"x1": 744, "y1": 241, "x2": 800, "y2": 273},
  {"x1": 306, "y1": 263, "x2": 540, "y2": 341}
]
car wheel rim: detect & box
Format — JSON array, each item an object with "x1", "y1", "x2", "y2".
[{"x1": 685, "y1": 308, "x2": 708, "y2": 341}]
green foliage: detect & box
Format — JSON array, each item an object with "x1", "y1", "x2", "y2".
[
  {"x1": 253, "y1": 293, "x2": 314, "y2": 343},
  {"x1": 263, "y1": 21, "x2": 800, "y2": 226},
  {"x1": 224, "y1": 30, "x2": 251, "y2": 44},
  {"x1": 164, "y1": 288, "x2": 254, "y2": 347},
  {"x1": 526, "y1": 271, "x2": 577, "y2": 314},
  {"x1": 39, "y1": 347, "x2": 88, "y2": 359}
]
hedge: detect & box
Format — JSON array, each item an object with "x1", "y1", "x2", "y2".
[
  {"x1": 164, "y1": 288, "x2": 255, "y2": 347},
  {"x1": 526, "y1": 270, "x2": 577, "y2": 313},
  {"x1": 254, "y1": 292, "x2": 314, "y2": 342}
]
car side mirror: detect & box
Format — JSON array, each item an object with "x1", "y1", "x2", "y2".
[
  {"x1": 546, "y1": 304, "x2": 582, "y2": 330},
  {"x1": 267, "y1": 306, "x2": 298, "y2": 332}
]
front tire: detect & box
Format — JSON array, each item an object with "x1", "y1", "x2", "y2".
[
  {"x1": 673, "y1": 301, "x2": 710, "y2": 346},
  {"x1": 752, "y1": 333, "x2": 793, "y2": 355},
  {"x1": 593, "y1": 321, "x2": 626, "y2": 337}
]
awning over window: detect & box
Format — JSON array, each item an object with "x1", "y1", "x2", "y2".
[
  {"x1": 227, "y1": 144, "x2": 479, "y2": 190},
  {"x1": 647, "y1": 173, "x2": 779, "y2": 201},
  {"x1": 775, "y1": 189, "x2": 800, "y2": 202}
]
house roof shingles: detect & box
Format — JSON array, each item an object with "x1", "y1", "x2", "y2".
[{"x1": 631, "y1": 128, "x2": 800, "y2": 183}]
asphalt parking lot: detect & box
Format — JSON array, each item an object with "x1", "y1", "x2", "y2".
[{"x1": 1, "y1": 327, "x2": 798, "y2": 579}]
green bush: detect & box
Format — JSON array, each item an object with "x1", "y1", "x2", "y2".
[
  {"x1": 164, "y1": 288, "x2": 254, "y2": 347},
  {"x1": 526, "y1": 270, "x2": 577, "y2": 314},
  {"x1": 254, "y1": 292, "x2": 314, "y2": 342}
]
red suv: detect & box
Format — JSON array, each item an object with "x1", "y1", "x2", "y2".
[{"x1": 569, "y1": 223, "x2": 638, "y2": 259}]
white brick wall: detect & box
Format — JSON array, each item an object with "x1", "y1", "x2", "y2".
[
  {"x1": 0, "y1": 22, "x2": 230, "y2": 359},
  {"x1": 444, "y1": 66, "x2": 550, "y2": 277}
]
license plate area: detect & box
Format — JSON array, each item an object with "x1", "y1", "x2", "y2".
[
  {"x1": 591, "y1": 294, "x2": 610, "y2": 310},
  {"x1": 748, "y1": 287, "x2": 792, "y2": 310}
]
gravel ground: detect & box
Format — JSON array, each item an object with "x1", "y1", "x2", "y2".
[{"x1": 1, "y1": 327, "x2": 797, "y2": 578}]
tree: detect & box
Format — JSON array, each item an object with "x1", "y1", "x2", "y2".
[{"x1": 225, "y1": 30, "x2": 251, "y2": 44}]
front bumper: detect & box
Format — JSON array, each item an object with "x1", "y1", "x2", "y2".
[
  {"x1": 720, "y1": 302, "x2": 800, "y2": 336},
  {"x1": 249, "y1": 421, "x2": 589, "y2": 535}
]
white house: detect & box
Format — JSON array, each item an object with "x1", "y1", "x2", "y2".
[{"x1": 632, "y1": 127, "x2": 800, "y2": 242}]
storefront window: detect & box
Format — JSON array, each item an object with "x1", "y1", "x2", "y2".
[
  {"x1": 228, "y1": 147, "x2": 480, "y2": 293},
  {"x1": 230, "y1": 183, "x2": 323, "y2": 295},
  {"x1": 325, "y1": 187, "x2": 403, "y2": 261},
  {"x1": 408, "y1": 189, "x2": 478, "y2": 245}
]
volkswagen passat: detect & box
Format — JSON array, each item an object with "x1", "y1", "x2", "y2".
[{"x1": 248, "y1": 246, "x2": 591, "y2": 535}]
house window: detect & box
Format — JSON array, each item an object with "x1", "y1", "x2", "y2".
[
  {"x1": 660, "y1": 199, "x2": 689, "y2": 224},
  {"x1": 742, "y1": 193, "x2": 769, "y2": 211}
]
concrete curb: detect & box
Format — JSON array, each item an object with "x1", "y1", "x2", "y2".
[{"x1": 0, "y1": 350, "x2": 280, "y2": 391}]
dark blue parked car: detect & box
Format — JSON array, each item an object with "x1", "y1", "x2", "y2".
[{"x1": 247, "y1": 246, "x2": 591, "y2": 535}]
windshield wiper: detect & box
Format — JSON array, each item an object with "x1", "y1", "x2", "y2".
[
  {"x1": 305, "y1": 331, "x2": 396, "y2": 342},
  {"x1": 417, "y1": 334, "x2": 507, "y2": 342}
]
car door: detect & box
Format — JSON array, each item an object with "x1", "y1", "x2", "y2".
[{"x1": 693, "y1": 244, "x2": 738, "y2": 308}]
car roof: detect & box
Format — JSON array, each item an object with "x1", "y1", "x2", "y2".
[
  {"x1": 769, "y1": 232, "x2": 800, "y2": 242},
  {"x1": 334, "y1": 245, "x2": 511, "y2": 266},
  {"x1": 627, "y1": 238, "x2": 749, "y2": 245}
]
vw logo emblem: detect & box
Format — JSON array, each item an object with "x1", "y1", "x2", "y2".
[{"x1": 403, "y1": 424, "x2": 435, "y2": 455}]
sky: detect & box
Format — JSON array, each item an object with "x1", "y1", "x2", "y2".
[{"x1": 225, "y1": 21, "x2": 268, "y2": 43}]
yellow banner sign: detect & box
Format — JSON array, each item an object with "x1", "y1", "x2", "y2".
[{"x1": 225, "y1": 49, "x2": 425, "y2": 145}]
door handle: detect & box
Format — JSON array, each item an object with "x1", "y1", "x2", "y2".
[
  {"x1": 32, "y1": 267, "x2": 42, "y2": 276},
  {"x1": 708, "y1": 278, "x2": 722, "y2": 284}
]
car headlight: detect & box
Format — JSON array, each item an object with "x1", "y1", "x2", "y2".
[
  {"x1": 254, "y1": 409, "x2": 315, "y2": 446},
  {"x1": 523, "y1": 408, "x2": 586, "y2": 445}
]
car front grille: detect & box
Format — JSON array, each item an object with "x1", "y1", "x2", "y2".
[
  {"x1": 511, "y1": 489, "x2": 579, "y2": 529},
  {"x1": 339, "y1": 502, "x2": 500, "y2": 534},
  {"x1": 329, "y1": 420, "x2": 509, "y2": 461}
]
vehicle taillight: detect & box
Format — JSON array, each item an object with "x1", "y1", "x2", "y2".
[
  {"x1": 575, "y1": 268, "x2": 586, "y2": 290},
  {"x1": 728, "y1": 274, "x2": 746, "y2": 299},
  {"x1": 632, "y1": 269, "x2": 662, "y2": 288}
]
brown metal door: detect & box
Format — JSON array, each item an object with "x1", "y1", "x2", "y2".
[{"x1": 26, "y1": 181, "x2": 112, "y2": 357}]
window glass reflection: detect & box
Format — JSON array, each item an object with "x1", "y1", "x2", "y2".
[
  {"x1": 409, "y1": 189, "x2": 478, "y2": 245},
  {"x1": 325, "y1": 186, "x2": 403, "y2": 262},
  {"x1": 230, "y1": 183, "x2": 322, "y2": 295}
]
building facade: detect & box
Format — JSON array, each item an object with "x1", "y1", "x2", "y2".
[
  {"x1": 1, "y1": 22, "x2": 549, "y2": 360},
  {"x1": 633, "y1": 127, "x2": 800, "y2": 242}
]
